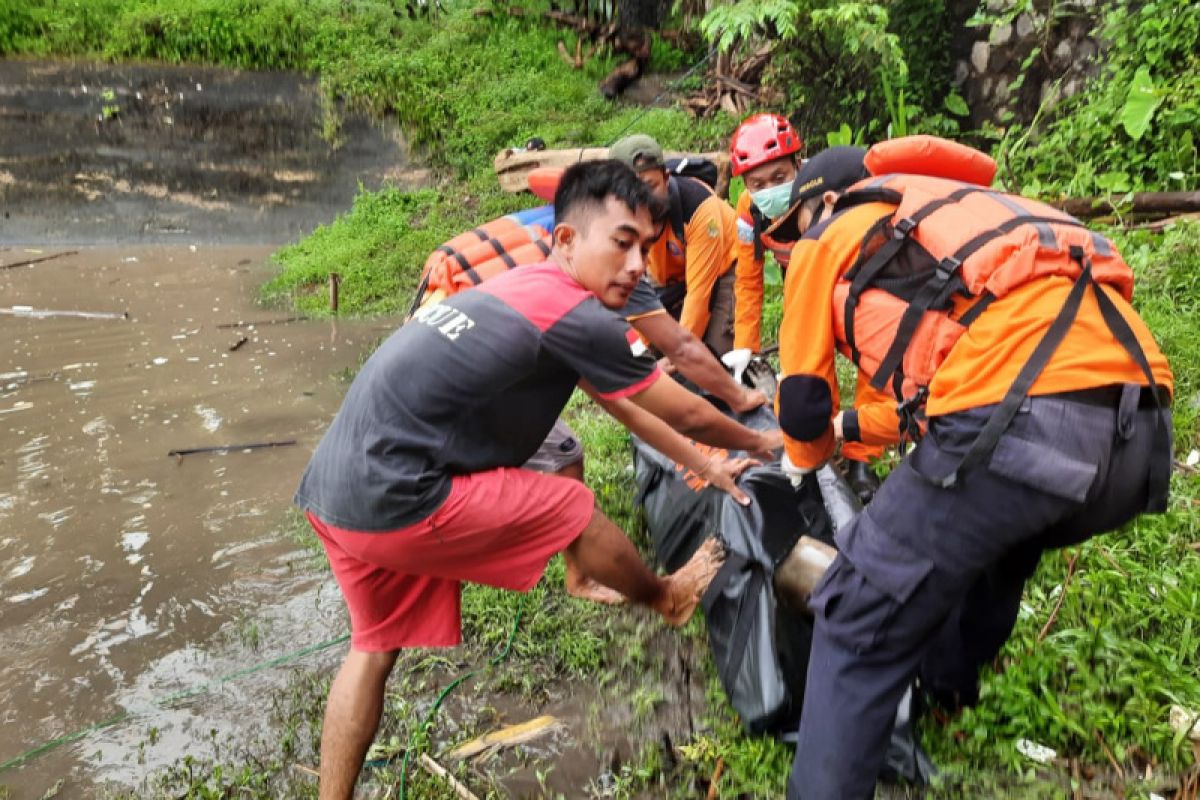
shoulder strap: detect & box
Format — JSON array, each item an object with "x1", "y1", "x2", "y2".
[
  {"x1": 668, "y1": 176, "x2": 716, "y2": 246},
  {"x1": 912, "y1": 246, "x2": 1169, "y2": 494}
]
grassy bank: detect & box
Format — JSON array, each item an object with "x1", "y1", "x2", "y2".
[{"x1": 6, "y1": 1, "x2": 1199, "y2": 798}]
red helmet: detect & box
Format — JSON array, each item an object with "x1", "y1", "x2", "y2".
[{"x1": 729, "y1": 113, "x2": 803, "y2": 176}]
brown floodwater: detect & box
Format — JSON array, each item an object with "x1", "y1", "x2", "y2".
[{"x1": 0, "y1": 246, "x2": 395, "y2": 797}]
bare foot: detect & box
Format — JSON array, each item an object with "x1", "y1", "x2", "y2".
[
  {"x1": 657, "y1": 537, "x2": 727, "y2": 626},
  {"x1": 565, "y1": 569, "x2": 627, "y2": 605}
]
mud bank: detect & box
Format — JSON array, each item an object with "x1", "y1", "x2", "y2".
[{"x1": 0, "y1": 59, "x2": 427, "y2": 245}]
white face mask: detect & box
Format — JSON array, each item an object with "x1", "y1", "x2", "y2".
[{"x1": 749, "y1": 181, "x2": 793, "y2": 220}]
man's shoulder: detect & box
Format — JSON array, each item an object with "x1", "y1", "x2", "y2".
[{"x1": 475, "y1": 260, "x2": 594, "y2": 333}]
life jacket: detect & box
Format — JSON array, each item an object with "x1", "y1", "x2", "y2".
[
  {"x1": 825, "y1": 135, "x2": 1165, "y2": 489},
  {"x1": 409, "y1": 205, "x2": 554, "y2": 315}
]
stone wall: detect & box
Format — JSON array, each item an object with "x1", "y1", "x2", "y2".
[{"x1": 949, "y1": 0, "x2": 1106, "y2": 128}]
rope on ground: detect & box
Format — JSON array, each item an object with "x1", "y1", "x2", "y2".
[{"x1": 0, "y1": 633, "x2": 350, "y2": 774}]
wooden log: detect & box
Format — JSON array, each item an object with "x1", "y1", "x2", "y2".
[
  {"x1": 1052, "y1": 191, "x2": 1200, "y2": 219},
  {"x1": 494, "y1": 147, "x2": 732, "y2": 197}
]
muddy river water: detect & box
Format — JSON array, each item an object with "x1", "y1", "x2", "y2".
[{"x1": 1, "y1": 60, "x2": 415, "y2": 797}]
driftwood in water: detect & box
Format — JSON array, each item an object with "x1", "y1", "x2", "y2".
[
  {"x1": 1052, "y1": 191, "x2": 1200, "y2": 219},
  {"x1": 494, "y1": 147, "x2": 732, "y2": 197}
]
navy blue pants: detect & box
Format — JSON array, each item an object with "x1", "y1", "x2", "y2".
[{"x1": 787, "y1": 387, "x2": 1172, "y2": 800}]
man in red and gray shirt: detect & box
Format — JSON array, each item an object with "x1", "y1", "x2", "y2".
[{"x1": 296, "y1": 160, "x2": 777, "y2": 799}]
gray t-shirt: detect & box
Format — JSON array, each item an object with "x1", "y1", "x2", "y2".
[
  {"x1": 621, "y1": 277, "x2": 665, "y2": 321},
  {"x1": 295, "y1": 262, "x2": 660, "y2": 531}
]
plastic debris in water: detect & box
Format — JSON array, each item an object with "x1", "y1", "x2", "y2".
[{"x1": 1016, "y1": 739, "x2": 1056, "y2": 764}]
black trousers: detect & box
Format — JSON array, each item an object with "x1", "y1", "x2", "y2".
[{"x1": 787, "y1": 387, "x2": 1172, "y2": 800}]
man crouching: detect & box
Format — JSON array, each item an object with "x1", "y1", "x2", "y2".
[{"x1": 294, "y1": 160, "x2": 742, "y2": 799}]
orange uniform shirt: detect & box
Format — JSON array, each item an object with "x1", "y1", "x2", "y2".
[
  {"x1": 646, "y1": 188, "x2": 738, "y2": 341},
  {"x1": 733, "y1": 190, "x2": 796, "y2": 352},
  {"x1": 779, "y1": 202, "x2": 1175, "y2": 470}
]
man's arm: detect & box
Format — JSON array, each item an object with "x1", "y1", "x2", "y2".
[
  {"x1": 777, "y1": 237, "x2": 844, "y2": 473},
  {"x1": 842, "y1": 373, "x2": 901, "y2": 446},
  {"x1": 632, "y1": 312, "x2": 765, "y2": 413},
  {"x1": 583, "y1": 383, "x2": 753, "y2": 505},
  {"x1": 625, "y1": 371, "x2": 781, "y2": 459},
  {"x1": 733, "y1": 194, "x2": 764, "y2": 352}
]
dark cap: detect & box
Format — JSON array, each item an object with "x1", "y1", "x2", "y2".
[
  {"x1": 608, "y1": 134, "x2": 665, "y2": 173},
  {"x1": 789, "y1": 146, "x2": 868, "y2": 206},
  {"x1": 765, "y1": 146, "x2": 868, "y2": 242}
]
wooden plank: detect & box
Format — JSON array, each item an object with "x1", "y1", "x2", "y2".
[{"x1": 446, "y1": 714, "x2": 560, "y2": 760}]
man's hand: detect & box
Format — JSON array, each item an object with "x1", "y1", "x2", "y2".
[
  {"x1": 729, "y1": 386, "x2": 768, "y2": 414},
  {"x1": 832, "y1": 411, "x2": 845, "y2": 441},
  {"x1": 697, "y1": 454, "x2": 758, "y2": 506},
  {"x1": 781, "y1": 451, "x2": 820, "y2": 489},
  {"x1": 657, "y1": 355, "x2": 678, "y2": 376},
  {"x1": 749, "y1": 428, "x2": 784, "y2": 461},
  {"x1": 721, "y1": 348, "x2": 753, "y2": 383}
]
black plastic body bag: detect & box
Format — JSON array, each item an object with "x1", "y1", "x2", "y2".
[{"x1": 632, "y1": 403, "x2": 935, "y2": 784}]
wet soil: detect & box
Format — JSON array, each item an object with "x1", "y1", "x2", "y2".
[{"x1": 0, "y1": 59, "x2": 427, "y2": 245}]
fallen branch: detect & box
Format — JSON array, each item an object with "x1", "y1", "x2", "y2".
[
  {"x1": 0, "y1": 250, "x2": 78, "y2": 270},
  {"x1": 292, "y1": 763, "x2": 319, "y2": 779},
  {"x1": 446, "y1": 715, "x2": 559, "y2": 760},
  {"x1": 0, "y1": 306, "x2": 127, "y2": 321},
  {"x1": 706, "y1": 756, "x2": 726, "y2": 800},
  {"x1": 1052, "y1": 191, "x2": 1200, "y2": 219},
  {"x1": 1037, "y1": 550, "x2": 1079, "y2": 643},
  {"x1": 418, "y1": 753, "x2": 479, "y2": 800},
  {"x1": 217, "y1": 316, "x2": 308, "y2": 329},
  {"x1": 1126, "y1": 212, "x2": 1200, "y2": 232},
  {"x1": 1094, "y1": 729, "x2": 1125, "y2": 781},
  {"x1": 167, "y1": 440, "x2": 297, "y2": 458},
  {"x1": 228, "y1": 336, "x2": 249, "y2": 352}
]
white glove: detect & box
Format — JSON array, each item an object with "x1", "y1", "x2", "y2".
[
  {"x1": 781, "y1": 452, "x2": 819, "y2": 488},
  {"x1": 721, "y1": 348, "x2": 753, "y2": 384}
]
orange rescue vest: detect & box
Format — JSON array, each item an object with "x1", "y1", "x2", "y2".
[
  {"x1": 409, "y1": 205, "x2": 553, "y2": 315},
  {"x1": 823, "y1": 136, "x2": 1166, "y2": 491}
]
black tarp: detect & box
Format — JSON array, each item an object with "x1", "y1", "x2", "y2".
[{"x1": 632, "y1": 402, "x2": 934, "y2": 783}]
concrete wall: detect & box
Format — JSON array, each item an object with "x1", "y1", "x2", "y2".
[{"x1": 949, "y1": 0, "x2": 1105, "y2": 128}]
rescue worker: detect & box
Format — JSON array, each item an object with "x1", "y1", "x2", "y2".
[
  {"x1": 295, "y1": 160, "x2": 779, "y2": 799},
  {"x1": 728, "y1": 115, "x2": 885, "y2": 503},
  {"x1": 608, "y1": 134, "x2": 740, "y2": 356},
  {"x1": 772, "y1": 142, "x2": 1174, "y2": 799}
]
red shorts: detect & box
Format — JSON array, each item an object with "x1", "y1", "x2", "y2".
[{"x1": 306, "y1": 467, "x2": 594, "y2": 652}]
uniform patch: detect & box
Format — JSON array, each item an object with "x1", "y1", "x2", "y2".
[
  {"x1": 737, "y1": 217, "x2": 755, "y2": 243},
  {"x1": 667, "y1": 242, "x2": 683, "y2": 258},
  {"x1": 707, "y1": 219, "x2": 719, "y2": 238},
  {"x1": 625, "y1": 328, "x2": 648, "y2": 358}
]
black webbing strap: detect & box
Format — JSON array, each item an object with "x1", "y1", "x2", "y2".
[
  {"x1": 843, "y1": 214, "x2": 894, "y2": 364},
  {"x1": 913, "y1": 250, "x2": 1095, "y2": 488},
  {"x1": 844, "y1": 186, "x2": 987, "y2": 367},
  {"x1": 750, "y1": 203, "x2": 766, "y2": 262},
  {"x1": 405, "y1": 272, "x2": 432, "y2": 319},
  {"x1": 668, "y1": 177, "x2": 687, "y2": 246},
  {"x1": 462, "y1": 266, "x2": 484, "y2": 285},
  {"x1": 534, "y1": 238, "x2": 551, "y2": 257},
  {"x1": 869, "y1": 256, "x2": 961, "y2": 391},
  {"x1": 1089, "y1": 272, "x2": 1171, "y2": 511},
  {"x1": 470, "y1": 227, "x2": 488, "y2": 242},
  {"x1": 956, "y1": 291, "x2": 996, "y2": 327}
]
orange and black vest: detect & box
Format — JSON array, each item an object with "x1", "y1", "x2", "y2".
[
  {"x1": 823, "y1": 137, "x2": 1169, "y2": 494},
  {"x1": 409, "y1": 205, "x2": 553, "y2": 315}
]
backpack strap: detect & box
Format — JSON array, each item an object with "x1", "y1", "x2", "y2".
[
  {"x1": 668, "y1": 175, "x2": 716, "y2": 246},
  {"x1": 868, "y1": 211, "x2": 1091, "y2": 393},
  {"x1": 912, "y1": 246, "x2": 1169, "y2": 494}
]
